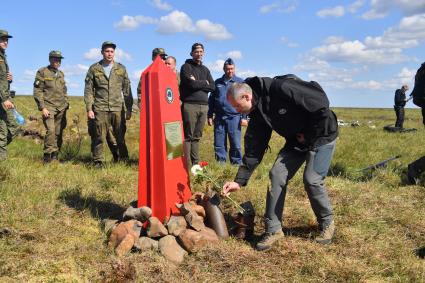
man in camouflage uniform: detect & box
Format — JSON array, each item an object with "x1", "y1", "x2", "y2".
[
  {"x1": 33, "y1": 50, "x2": 68, "y2": 163},
  {"x1": 0, "y1": 29, "x2": 18, "y2": 161},
  {"x1": 136, "y1": 47, "x2": 167, "y2": 107},
  {"x1": 84, "y1": 41, "x2": 133, "y2": 166}
]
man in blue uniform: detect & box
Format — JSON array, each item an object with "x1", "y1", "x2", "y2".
[{"x1": 207, "y1": 58, "x2": 247, "y2": 165}]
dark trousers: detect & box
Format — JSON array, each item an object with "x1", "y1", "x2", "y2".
[
  {"x1": 266, "y1": 140, "x2": 336, "y2": 233},
  {"x1": 394, "y1": 106, "x2": 405, "y2": 128},
  {"x1": 181, "y1": 103, "x2": 208, "y2": 166},
  {"x1": 42, "y1": 108, "x2": 67, "y2": 154},
  {"x1": 213, "y1": 116, "x2": 242, "y2": 164}
]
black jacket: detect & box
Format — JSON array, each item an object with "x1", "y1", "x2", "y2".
[
  {"x1": 234, "y1": 75, "x2": 338, "y2": 186},
  {"x1": 179, "y1": 59, "x2": 215, "y2": 104},
  {"x1": 394, "y1": 88, "x2": 406, "y2": 107}
]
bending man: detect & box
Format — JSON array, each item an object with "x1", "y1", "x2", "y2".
[{"x1": 222, "y1": 75, "x2": 338, "y2": 251}]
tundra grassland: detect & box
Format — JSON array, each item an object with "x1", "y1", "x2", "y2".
[{"x1": 0, "y1": 96, "x2": 424, "y2": 282}]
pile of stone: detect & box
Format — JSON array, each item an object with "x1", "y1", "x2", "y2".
[{"x1": 105, "y1": 193, "x2": 220, "y2": 264}]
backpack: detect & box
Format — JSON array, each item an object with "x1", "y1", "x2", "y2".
[{"x1": 412, "y1": 63, "x2": 425, "y2": 107}]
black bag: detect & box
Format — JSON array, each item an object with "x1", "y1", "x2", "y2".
[
  {"x1": 407, "y1": 156, "x2": 425, "y2": 185},
  {"x1": 412, "y1": 63, "x2": 425, "y2": 107}
]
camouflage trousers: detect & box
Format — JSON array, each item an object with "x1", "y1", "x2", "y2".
[
  {"x1": 0, "y1": 106, "x2": 19, "y2": 161},
  {"x1": 42, "y1": 107, "x2": 67, "y2": 154},
  {"x1": 89, "y1": 110, "x2": 128, "y2": 162}
]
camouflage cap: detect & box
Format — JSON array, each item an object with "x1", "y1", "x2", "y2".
[
  {"x1": 49, "y1": 50, "x2": 64, "y2": 59},
  {"x1": 101, "y1": 41, "x2": 116, "y2": 50},
  {"x1": 152, "y1": 47, "x2": 167, "y2": 61},
  {"x1": 0, "y1": 30, "x2": 12, "y2": 38}
]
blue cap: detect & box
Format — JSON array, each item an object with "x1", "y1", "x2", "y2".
[{"x1": 224, "y1": 58, "x2": 234, "y2": 66}]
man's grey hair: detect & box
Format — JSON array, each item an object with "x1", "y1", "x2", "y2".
[
  {"x1": 167, "y1": 55, "x2": 176, "y2": 63},
  {"x1": 227, "y1": 82, "x2": 252, "y2": 100}
]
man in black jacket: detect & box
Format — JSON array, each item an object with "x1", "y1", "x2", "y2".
[
  {"x1": 394, "y1": 84, "x2": 409, "y2": 128},
  {"x1": 179, "y1": 43, "x2": 215, "y2": 166},
  {"x1": 222, "y1": 75, "x2": 338, "y2": 250}
]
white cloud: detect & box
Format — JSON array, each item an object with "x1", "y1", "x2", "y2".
[
  {"x1": 155, "y1": 10, "x2": 232, "y2": 41},
  {"x1": 156, "y1": 10, "x2": 195, "y2": 33},
  {"x1": 347, "y1": 0, "x2": 365, "y2": 13},
  {"x1": 114, "y1": 15, "x2": 158, "y2": 31},
  {"x1": 260, "y1": 0, "x2": 297, "y2": 14},
  {"x1": 351, "y1": 80, "x2": 383, "y2": 90},
  {"x1": 308, "y1": 14, "x2": 425, "y2": 65},
  {"x1": 83, "y1": 48, "x2": 132, "y2": 61},
  {"x1": 362, "y1": 0, "x2": 425, "y2": 20},
  {"x1": 115, "y1": 48, "x2": 132, "y2": 61},
  {"x1": 237, "y1": 70, "x2": 258, "y2": 78},
  {"x1": 17, "y1": 69, "x2": 37, "y2": 83},
  {"x1": 149, "y1": 0, "x2": 172, "y2": 11},
  {"x1": 323, "y1": 36, "x2": 346, "y2": 44},
  {"x1": 115, "y1": 10, "x2": 232, "y2": 41},
  {"x1": 62, "y1": 64, "x2": 89, "y2": 76},
  {"x1": 84, "y1": 48, "x2": 102, "y2": 60},
  {"x1": 294, "y1": 56, "x2": 357, "y2": 89},
  {"x1": 317, "y1": 6, "x2": 345, "y2": 18},
  {"x1": 226, "y1": 50, "x2": 242, "y2": 60},
  {"x1": 205, "y1": 59, "x2": 225, "y2": 73},
  {"x1": 396, "y1": 67, "x2": 416, "y2": 85},
  {"x1": 312, "y1": 40, "x2": 408, "y2": 64},
  {"x1": 364, "y1": 14, "x2": 425, "y2": 49},
  {"x1": 293, "y1": 56, "x2": 417, "y2": 92},
  {"x1": 280, "y1": 36, "x2": 299, "y2": 48},
  {"x1": 195, "y1": 19, "x2": 232, "y2": 40}
]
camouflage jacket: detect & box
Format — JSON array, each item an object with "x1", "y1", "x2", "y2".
[
  {"x1": 0, "y1": 49, "x2": 11, "y2": 104},
  {"x1": 84, "y1": 61, "x2": 133, "y2": 112},
  {"x1": 33, "y1": 66, "x2": 68, "y2": 111}
]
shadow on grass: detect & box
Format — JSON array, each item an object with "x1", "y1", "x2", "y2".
[
  {"x1": 283, "y1": 225, "x2": 317, "y2": 239},
  {"x1": 415, "y1": 246, "x2": 425, "y2": 259},
  {"x1": 238, "y1": 225, "x2": 317, "y2": 249},
  {"x1": 64, "y1": 154, "x2": 139, "y2": 168},
  {"x1": 327, "y1": 161, "x2": 406, "y2": 183},
  {"x1": 58, "y1": 186, "x2": 125, "y2": 221}
]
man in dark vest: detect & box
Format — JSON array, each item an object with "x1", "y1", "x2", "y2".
[
  {"x1": 222, "y1": 75, "x2": 338, "y2": 250},
  {"x1": 394, "y1": 84, "x2": 409, "y2": 128}
]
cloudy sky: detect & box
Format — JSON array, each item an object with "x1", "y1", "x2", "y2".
[{"x1": 3, "y1": 0, "x2": 425, "y2": 107}]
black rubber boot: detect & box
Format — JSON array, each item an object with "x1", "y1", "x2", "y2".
[{"x1": 43, "y1": 153, "x2": 51, "y2": 164}]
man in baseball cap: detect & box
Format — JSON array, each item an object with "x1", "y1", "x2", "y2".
[
  {"x1": 33, "y1": 50, "x2": 68, "y2": 163},
  {"x1": 137, "y1": 47, "x2": 168, "y2": 107},
  {"x1": 152, "y1": 47, "x2": 167, "y2": 61},
  {"x1": 101, "y1": 41, "x2": 116, "y2": 50},
  {"x1": 0, "y1": 29, "x2": 19, "y2": 161}
]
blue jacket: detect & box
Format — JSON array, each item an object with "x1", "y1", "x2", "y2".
[{"x1": 208, "y1": 75, "x2": 247, "y2": 120}]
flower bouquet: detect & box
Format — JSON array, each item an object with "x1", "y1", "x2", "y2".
[{"x1": 191, "y1": 161, "x2": 245, "y2": 214}]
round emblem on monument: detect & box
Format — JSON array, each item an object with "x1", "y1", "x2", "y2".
[{"x1": 166, "y1": 88, "x2": 174, "y2": 104}]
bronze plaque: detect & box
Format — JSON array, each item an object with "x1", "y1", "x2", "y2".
[{"x1": 164, "y1": 121, "x2": 184, "y2": 160}]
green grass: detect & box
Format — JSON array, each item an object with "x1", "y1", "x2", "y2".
[{"x1": 0, "y1": 96, "x2": 424, "y2": 282}]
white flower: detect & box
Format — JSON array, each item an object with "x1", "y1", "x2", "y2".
[{"x1": 190, "y1": 164, "x2": 203, "y2": 176}]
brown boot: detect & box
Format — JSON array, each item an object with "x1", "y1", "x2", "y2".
[
  {"x1": 233, "y1": 213, "x2": 255, "y2": 240},
  {"x1": 233, "y1": 201, "x2": 255, "y2": 240}
]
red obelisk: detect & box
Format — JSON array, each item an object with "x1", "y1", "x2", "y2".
[{"x1": 138, "y1": 56, "x2": 192, "y2": 222}]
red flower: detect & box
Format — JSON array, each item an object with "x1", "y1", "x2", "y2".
[{"x1": 199, "y1": 161, "x2": 208, "y2": 167}]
